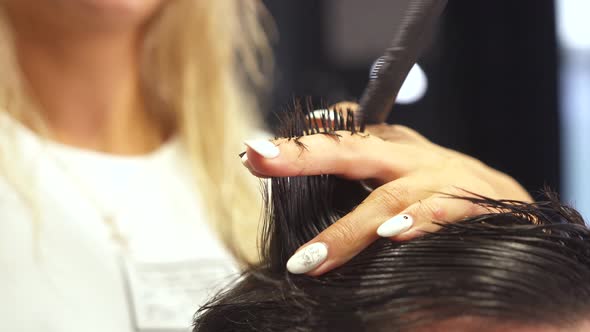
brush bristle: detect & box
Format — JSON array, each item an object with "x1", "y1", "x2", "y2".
[{"x1": 273, "y1": 98, "x2": 364, "y2": 142}]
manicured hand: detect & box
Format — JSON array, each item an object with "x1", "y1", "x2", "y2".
[{"x1": 241, "y1": 105, "x2": 532, "y2": 276}]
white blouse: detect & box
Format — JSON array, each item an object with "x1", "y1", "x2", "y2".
[{"x1": 0, "y1": 115, "x2": 238, "y2": 332}]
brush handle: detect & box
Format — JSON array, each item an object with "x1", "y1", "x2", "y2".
[{"x1": 358, "y1": 0, "x2": 447, "y2": 126}]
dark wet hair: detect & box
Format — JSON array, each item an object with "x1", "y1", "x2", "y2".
[{"x1": 194, "y1": 105, "x2": 590, "y2": 332}]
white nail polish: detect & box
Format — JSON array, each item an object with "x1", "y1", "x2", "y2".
[
  {"x1": 244, "y1": 139, "x2": 280, "y2": 159},
  {"x1": 240, "y1": 153, "x2": 249, "y2": 167},
  {"x1": 376, "y1": 214, "x2": 414, "y2": 237},
  {"x1": 286, "y1": 242, "x2": 328, "y2": 274}
]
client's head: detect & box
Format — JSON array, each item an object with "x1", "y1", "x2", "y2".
[{"x1": 194, "y1": 106, "x2": 590, "y2": 332}]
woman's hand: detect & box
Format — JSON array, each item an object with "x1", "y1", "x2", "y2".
[{"x1": 241, "y1": 112, "x2": 532, "y2": 276}]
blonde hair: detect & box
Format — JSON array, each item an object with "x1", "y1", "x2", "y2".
[{"x1": 0, "y1": 0, "x2": 272, "y2": 263}]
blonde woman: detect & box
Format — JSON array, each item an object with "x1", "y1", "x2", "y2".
[{"x1": 0, "y1": 0, "x2": 530, "y2": 331}]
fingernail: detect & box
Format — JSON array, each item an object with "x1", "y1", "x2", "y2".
[
  {"x1": 376, "y1": 214, "x2": 414, "y2": 237},
  {"x1": 286, "y1": 242, "x2": 328, "y2": 274},
  {"x1": 240, "y1": 153, "x2": 250, "y2": 168},
  {"x1": 244, "y1": 139, "x2": 280, "y2": 159}
]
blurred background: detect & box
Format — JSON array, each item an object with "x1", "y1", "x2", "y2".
[{"x1": 261, "y1": 0, "x2": 590, "y2": 219}]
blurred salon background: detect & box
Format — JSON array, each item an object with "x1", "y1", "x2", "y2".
[{"x1": 262, "y1": 0, "x2": 590, "y2": 219}]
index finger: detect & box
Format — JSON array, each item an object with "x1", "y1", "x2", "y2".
[{"x1": 244, "y1": 133, "x2": 426, "y2": 182}]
